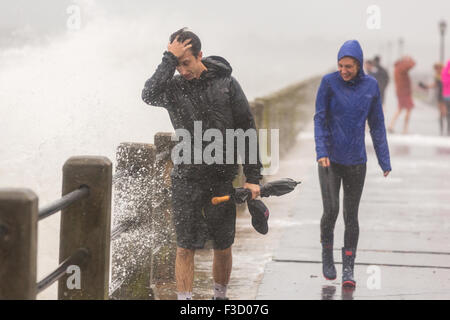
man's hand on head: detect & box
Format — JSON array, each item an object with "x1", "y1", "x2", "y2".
[{"x1": 167, "y1": 35, "x2": 192, "y2": 59}]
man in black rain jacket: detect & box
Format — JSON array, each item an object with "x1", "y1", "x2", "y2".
[{"x1": 142, "y1": 28, "x2": 262, "y2": 300}]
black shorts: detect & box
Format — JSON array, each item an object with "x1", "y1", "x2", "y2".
[{"x1": 171, "y1": 173, "x2": 236, "y2": 250}]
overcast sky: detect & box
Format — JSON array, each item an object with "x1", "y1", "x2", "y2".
[
  {"x1": 1, "y1": 0, "x2": 449, "y2": 47},
  {"x1": 1, "y1": 0, "x2": 449, "y2": 91}
]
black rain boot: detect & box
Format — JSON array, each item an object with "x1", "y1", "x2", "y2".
[
  {"x1": 342, "y1": 248, "x2": 356, "y2": 287},
  {"x1": 321, "y1": 242, "x2": 337, "y2": 280}
]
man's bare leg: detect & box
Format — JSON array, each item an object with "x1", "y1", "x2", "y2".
[
  {"x1": 212, "y1": 246, "x2": 232, "y2": 299},
  {"x1": 175, "y1": 247, "x2": 195, "y2": 299}
]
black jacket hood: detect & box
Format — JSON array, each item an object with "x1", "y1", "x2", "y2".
[{"x1": 201, "y1": 56, "x2": 233, "y2": 79}]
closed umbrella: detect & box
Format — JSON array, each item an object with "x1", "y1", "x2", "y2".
[{"x1": 211, "y1": 178, "x2": 301, "y2": 205}]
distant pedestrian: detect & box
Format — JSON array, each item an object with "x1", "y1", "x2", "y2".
[
  {"x1": 441, "y1": 60, "x2": 450, "y2": 136},
  {"x1": 388, "y1": 56, "x2": 416, "y2": 134},
  {"x1": 364, "y1": 59, "x2": 375, "y2": 76},
  {"x1": 419, "y1": 63, "x2": 447, "y2": 135},
  {"x1": 365, "y1": 57, "x2": 390, "y2": 112},
  {"x1": 314, "y1": 40, "x2": 391, "y2": 288},
  {"x1": 372, "y1": 56, "x2": 390, "y2": 108}
]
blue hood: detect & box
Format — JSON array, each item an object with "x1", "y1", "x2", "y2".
[
  {"x1": 314, "y1": 39, "x2": 392, "y2": 172},
  {"x1": 337, "y1": 40, "x2": 365, "y2": 77}
]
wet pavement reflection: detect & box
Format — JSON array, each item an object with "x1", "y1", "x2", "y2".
[
  {"x1": 321, "y1": 285, "x2": 336, "y2": 300},
  {"x1": 320, "y1": 285, "x2": 355, "y2": 300},
  {"x1": 341, "y1": 286, "x2": 355, "y2": 300}
]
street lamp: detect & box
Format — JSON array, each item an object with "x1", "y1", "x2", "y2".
[
  {"x1": 398, "y1": 37, "x2": 404, "y2": 58},
  {"x1": 439, "y1": 20, "x2": 447, "y2": 64}
]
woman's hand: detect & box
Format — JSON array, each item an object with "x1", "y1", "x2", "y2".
[
  {"x1": 318, "y1": 157, "x2": 330, "y2": 167},
  {"x1": 383, "y1": 171, "x2": 390, "y2": 177}
]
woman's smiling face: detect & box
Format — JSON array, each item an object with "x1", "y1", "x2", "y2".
[{"x1": 338, "y1": 57, "x2": 359, "y2": 81}]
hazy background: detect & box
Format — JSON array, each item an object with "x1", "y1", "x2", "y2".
[{"x1": 1, "y1": 0, "x2": 449, "y2": 299}]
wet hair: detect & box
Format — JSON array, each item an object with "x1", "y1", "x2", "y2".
[{"x1": 169, "y1": 27, "x2": 202, "y2": 58}]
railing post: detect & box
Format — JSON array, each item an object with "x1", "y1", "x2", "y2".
[
  {"x1": 110, "y1": 142, "x2": 156, "y2": 299},
  {"x1": 150, "y1": 132, "x2": 177, "y2": 296},
  {"x1": 0, "y1": 189, "x2": 38, "y2": 300},
  {"x1": 58, "y1": 156, "x2": 112, "y2": 300}
]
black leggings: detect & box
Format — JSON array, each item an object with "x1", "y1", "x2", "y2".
[{"x1": 318, "y1": 162, "x2": 366, "y2": 249}]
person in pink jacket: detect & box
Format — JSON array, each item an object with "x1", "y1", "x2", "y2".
[{"x1": 441, "y1": 60, "x2": 450, "y2": 136}]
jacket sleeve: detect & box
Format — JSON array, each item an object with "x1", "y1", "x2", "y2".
[
  {"x1": 141, "y1": 51, "x2": 178, "y2": 108},
  {"x1": 229, "y1": 77, "x2": 263, "y2": 184},
  {"x1": 314, "y1": 77, "x2": 332, "y2": 160},
  {"x1": 368, "y1": 84, "x2": 392, "y2": 172}
]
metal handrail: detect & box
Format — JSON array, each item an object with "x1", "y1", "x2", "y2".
[
  {"x1": 36, "y1": 248, "x2": 90, "y2": 294},
  {"x1": 36, "y1": 185, "x2": 91, "y2": 295},
  {"x1": 38, "y1": 185, "x2": 90, "y2": 221},
  {"x1": 35, "y1": 170, "x2": 148, "y2": 295}
]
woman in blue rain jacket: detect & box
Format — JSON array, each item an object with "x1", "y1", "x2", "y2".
[{"x1": 314, "y1": 40, "x2": 391, "y2": 288}]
